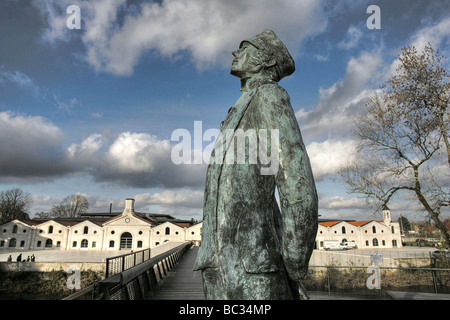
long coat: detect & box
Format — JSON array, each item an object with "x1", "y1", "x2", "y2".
[{"x1": 194, "y1": 79, "x2": 318, "y2": 299}]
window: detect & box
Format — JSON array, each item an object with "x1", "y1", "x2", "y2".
[
  {"x1": 109, "y1": 240, "x2": 115, "y2": 248},
  {"x1": 9, "y1": 238, "x2": 16, "y2": 247},
  {"x1": 382, "y1": 240, "x2": 386, "y2": 246},
  {"x1": 83, "y1": 226, "x2": 88, "y2": 234},
  {"x1": 73, "y1": 241, "x2": 77, "y2": 248},
  {"x1": 120, "y1": 232, "x2": 132, "y2": 249},
  {"x1": 137, "y1": 241, "x2": 143, "y2": 248},
  {"x1": 342, "y1": 226, "x2": 346, "y2": 234},
  {"x1": 0, "y1": 240, "x2": 4, "y2": 247},
  {"x1": 165, "y1": 227, "x2": 170, "y2": 235},
  {"x1": 56, "y1": 241, "x2": 61, "y2": 247},
  {"x1": 365, "y1": 240, "x2": 369, "y2": 246},
  {"x1": 20, "y1": 241, "x2": 25, "y2": 247},
  {"x1": 392, "y1": 240, "x2": 398, "y2": 247},
  {"x1": 12, "y1": 225, "x2": 18, "y2": 233},
  {"x1": 36, "y1": 241, "x2": 42, "y2": 247},
  {"x1": 92, "y1": 241, "x2": 96, "y2": 248},
  {"x1": 81, "y1": 239, "x2": 88, "y2": 248},
  {"x1": 373, "y1": 238, "x2": 379, "y2": 246},
  {"x1": 48, "y1": 226, "x2": 53, "y2": 234},
  {"x1": 372, "y1": 226, "x2": 377, "y2": 233},
  {"x1": 45, "y1": 239, "x2": 53, "y2": 248},
  {"x1": 391, "y1": 226, "x2": 395, "y2": 233}
]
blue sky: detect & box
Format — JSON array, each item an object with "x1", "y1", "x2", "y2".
[{"x1": 0, "y1": 0, "x2": 449, "y2": 222}]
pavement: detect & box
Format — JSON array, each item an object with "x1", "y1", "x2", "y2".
[
  {"x1": 0, "y1": 242, "x2": 186, "y2": 263},
  {"x1": 0, "y1": 249, "x2": 126, "y2": 262}
]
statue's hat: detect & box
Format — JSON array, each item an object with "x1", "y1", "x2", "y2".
[{"x1": 240, "y1": 29, "x2": 295, "y2": 81}]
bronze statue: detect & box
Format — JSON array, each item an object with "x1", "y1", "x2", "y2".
[{"x1": 193, "y1": 30, "x2": 318, "y2": 300}]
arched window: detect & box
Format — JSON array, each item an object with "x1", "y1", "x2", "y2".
[
  {"x1": 12, "y1": 225, "x2": 18, "y2": 233},
  {"x1": 48, "y1": 226, "x2": 53, "y2": 234},
  {"x1": 83, "y1": 226, "x2": 88, "y2": 234},
  {"x1": 9, "y1": 238, "x2": 17, "y2": 247},
  {"x1": 165, "y1": 227, "x2": 170, "y2": 235},
  {"x1": 120, "y1": 232, "x2": 132, "y2": 249},
  {"x1": 45, "y1": 239, "x2": 53, "y2": 248},
  {"x1": 81, "y1": 239, "x2": 88, "y2": 248},
  {"x1": 342, "y1": 226, "x2": 346, "y2": 234},
  {"x1": 372, "y1": 238, "x2": 379, "y2": 246}
]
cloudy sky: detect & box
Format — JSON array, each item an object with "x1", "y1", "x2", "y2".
[{"x1": 0, "y1": 0, "x2": 449, "y2": 222}]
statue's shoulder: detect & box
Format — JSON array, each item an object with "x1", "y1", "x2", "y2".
[{"x1": 256, "y1": 82, "x2": 290, "y2": 101}]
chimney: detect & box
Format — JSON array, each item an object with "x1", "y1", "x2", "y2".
[{"x1": 124, "y1": 198, "x2": 135, "y2": 215}]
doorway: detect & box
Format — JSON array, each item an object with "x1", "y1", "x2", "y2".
[{"x1": 120, "y1": 232, "x2": 132, "y2": 249}]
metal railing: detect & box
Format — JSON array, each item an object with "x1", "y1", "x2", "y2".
[
  {"x1": 303, "y1": 263, "x2": 450, "y2": 298},
  {"x1": 63, "y1": 242, "x2": 193, "y2": 300},
  {"x1": 105, "y1": 248, "x2": 151, "y2": 278}
]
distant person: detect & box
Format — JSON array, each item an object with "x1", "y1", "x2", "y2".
[
  {"x1": 7, "y1": 255, "x2": 12, "y2": 262},
  {"x1": 16, "y1": 253, "x2": 22, "y2": 262},
  {"x1": 31, "y1": 254, "x2": 35, "y2": 262}
]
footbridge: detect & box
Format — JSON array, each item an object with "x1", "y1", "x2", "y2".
[{"x1": 64, "y1": 242, "x2": 204, "y2": 300}]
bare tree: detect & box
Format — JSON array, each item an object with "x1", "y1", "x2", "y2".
[
  {"x1": 50, "y1": 194, "x2": 89, "y2": 218},
  {"x1": 0, "y1": 188, "x2": 32, "y2": 224},
  {"x1": 339, "y1": 44, "x2": 450, "y2": 247}
]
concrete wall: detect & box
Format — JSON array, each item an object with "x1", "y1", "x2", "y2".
[{"x1": 0, "y1": 261, "x2": 105, "y2": 272}]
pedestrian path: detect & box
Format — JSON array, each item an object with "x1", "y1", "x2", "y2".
[{"x1": 151, "y1": 246, "x2": 205, "y2": 300}]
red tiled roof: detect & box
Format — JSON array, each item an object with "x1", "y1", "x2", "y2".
[
  {"x1": 320, "y1": 220, "x2": 385, "y2": 228},
  {"x1": 318, "y1": 221, "x2": 342, "y2": 227}
]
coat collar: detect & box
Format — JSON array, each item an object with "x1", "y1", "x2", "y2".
[{"x1": 240, "y1": 77, "x2": 276, "y2": 92}]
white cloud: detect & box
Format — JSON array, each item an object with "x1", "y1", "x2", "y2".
[
  {"x1": 297, "y1": 50, "x2": 384, "y2": 143},
  {"x1": 338, "y1": 25, "x2": 363, "y2": 50},
  {"x1": 0, "y1": 68, "x2": 40, "y2": 96},
  {"x1": 307, "y1": 139, "x2": 357, "y2": 181},
  {"x1": 320, "y1": 195, "x2": 368, "y2": 210},
  {"x1": 34, "y1": 0, "x2": 328, "y2": 75},
  {"x1": 135, "y1": 190, "x2": 203, "y2": 209},
  {"x1": 65, "y1": 131, "x2": 206, "y2": 188},
  {"x1": 409, "y1": 16, "x2": 450, "y2": 52}
]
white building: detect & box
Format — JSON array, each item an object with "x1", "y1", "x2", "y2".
[
  {"x1": 0, "y1": 199, "x2": 403, "y2": 252},
  {"x1": 0, "y1": 198, "x2": 202, "y2": 251},
  {"x1": 316, "y1": 206, "x2": 403, "y2": 249}
]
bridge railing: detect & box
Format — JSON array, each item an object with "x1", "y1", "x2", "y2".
[
  {"x1": 63, "y1": 242, "x2": 193, "y2": 300},
  {"x1": 105, "y1": 248, "x2": 151, "y2": 278}
]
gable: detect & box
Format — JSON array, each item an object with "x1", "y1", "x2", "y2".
[
  {"x1": 153, "y1": 221, "x2": 185, "y2": 232},
  {"x1": 103, "y1": 213, "x2": 153, "y2": 227}
]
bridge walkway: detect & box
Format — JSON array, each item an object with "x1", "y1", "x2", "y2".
[{"x1": 150, "y1": 246, "x2": 205, "y2": 300}]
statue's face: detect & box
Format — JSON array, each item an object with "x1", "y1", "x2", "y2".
[{"x1": 230, "y1": 42, "x2": 261, "y2": 78}]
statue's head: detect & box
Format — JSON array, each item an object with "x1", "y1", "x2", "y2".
[{"x1": 230, "y1": 29, "x2": 295, "y2": 82}]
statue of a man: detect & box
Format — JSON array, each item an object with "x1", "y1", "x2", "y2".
[{"x1": 193, "y1": 30, "x2": 318, "y2": 300}]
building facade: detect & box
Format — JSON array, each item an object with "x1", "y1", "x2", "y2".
[
  {"x1": 316, "y1": 206, "x2": 403, "y2": 249},
  {"x1": 0, "y1": 198, "x2": 202, "y2": 251},
  {"x1": 0, "y1": 199, "x2": 402, "y2": 252}
]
